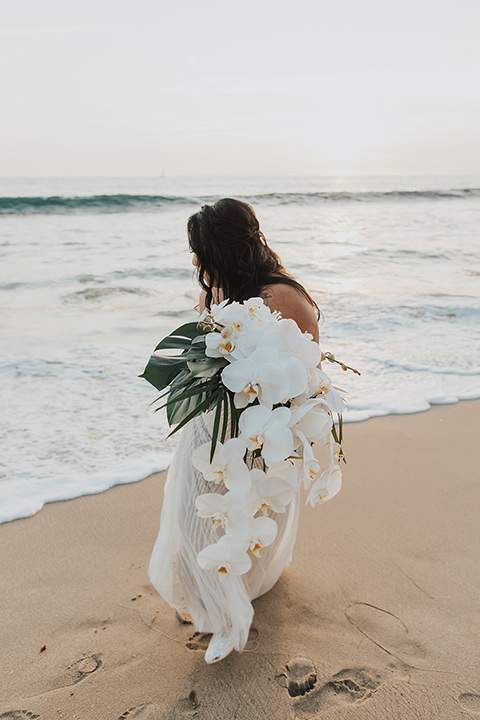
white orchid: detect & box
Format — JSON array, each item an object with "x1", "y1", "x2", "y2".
[
  {"x1": 325, "y1": 436, "x2": 342, "y2": 466},
  {"x1": 195, "y1": 492, "x2": 243, "y2": 530},
  {"x1": 196, "y1": 534, "x2": 252, "y2": 578},
  {"x1": 212, "y1": 300, "x2": 249, "y2": 327},
  {"x1": 191, "y1": 438, "x2": 250, "y2": 492},
  {"x1": 205, "y1": 326, "x2": 239, "y2": 358},
  {"x1": 281, "y1": 355, "x2": 309, "y2": 401},
  {"x1": 289, "y1": 399, "x2": 332, "y2": 446},
  {"x1": 226, "y1": 511, "x2": 278, "y2": 557},
  {"x1": 242, "y1": 316, "x2": 313, "y2": 400},
  {"x1": 208, "y1": 298, "x2": 230, "y2": 318},
  {"x1": 310, "y1": 368, "x2": 345, "y2": 414},
  {"x1": 306, "y1": 466, "x2": 342, "y2": 507},
  {"x1": 221, "y1": 347, "x2": 291, "y2": 408},
  {"x1": 244, "y1": 297, "x2": 279, "y2": 324},
  {"x1": 244, "y1": 468, "x2": 296, "y2": 515},
  {"x1": 293, "y1": 365, "x2": 327, "y2": 405},
  {"x1": 258, "y1": 317, "x2": 321, "y2": 367},
  {"x1": 205, "y1": 302, "x2": 265, "y2": 361},
  {"x1": 239, "y1": 405, "x2": 293, "y2": 465},
  {"x1": 301, "y1": 440, "x2": 323, "y2": 490},
  {"x1": 266, "y1": 459, "x2": 301, "y2": 489}
]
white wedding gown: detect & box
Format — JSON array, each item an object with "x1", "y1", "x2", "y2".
[{"x1": 148, "y1": 408, "x2": 301, "y2": 652}]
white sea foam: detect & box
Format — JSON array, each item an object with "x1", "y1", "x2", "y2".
[{"x1": 1, "y1": 175, "x2": 479, "y2": 524}]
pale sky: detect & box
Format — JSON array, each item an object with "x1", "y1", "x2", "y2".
[{"x1": 1, "y1": 0, "x2": 479, "y2": 176}]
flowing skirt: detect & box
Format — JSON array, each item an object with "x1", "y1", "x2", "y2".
[{"x1": 148, "y1": 411, "x2": 301, "y2": 652}]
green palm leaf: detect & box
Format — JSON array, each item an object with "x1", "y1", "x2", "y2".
[
  {"x1": 140, "y1": 355, "x2": 187, "y2": 392},
  {"x1": 167, "y1": 389, "x2": 221, "y2": 438},
  {"x1": 154, "y1": 322, "x2": 203, "y2": 351},
  {"x1": 155, "y1": 336, "x2": 194, "y2": 351},
  {"x1": 210, "y1": 398, "x2": 223, "y2": 462}
]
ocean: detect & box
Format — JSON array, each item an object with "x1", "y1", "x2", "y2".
[{"x1": 1, "y1": 175, "x2": 479, "y2": 523}]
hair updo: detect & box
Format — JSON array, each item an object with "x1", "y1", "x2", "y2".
[{"x1": 187, "y1": 197, "x2": 319, "y2": 316}]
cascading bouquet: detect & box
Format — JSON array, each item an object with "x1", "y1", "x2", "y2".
[{"x1": 141, "y1": 297, "x2": 359, "y2": 580}]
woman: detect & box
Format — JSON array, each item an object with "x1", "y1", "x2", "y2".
[{"x1": 148, "y1": 198, "x2": 321, "y2": 663}]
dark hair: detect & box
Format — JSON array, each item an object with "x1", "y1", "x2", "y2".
[{"x1": 187, "y1": 198, "x2": 320, "y2": 318}]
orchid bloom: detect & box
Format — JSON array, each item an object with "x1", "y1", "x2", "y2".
[
  {"x1": 205, "y1": 299, "x2": 276, "y2": 361},
  {"x1": 208, "y1": 299, "x2": 230, "y2": 318},
  {"x1": 244, "y1": 297, "x2": 279, "y2": 324},
  {"x1": 205, "y1": 326, "x2": 242, "y2": 359},
  {"x1": 212, "y1": 301, "x2": 249, "y2": 328},
  {"x1": 205, "y1": 302, "x2": 262, "y2": 361},
  {"x1": 258, "y1": 317, "x2": 321, "y2": 367},
  {"x1": 301, "y1": 440, "x2": 323, "y2": 490},
  {"x1": 191, "y1": 438, "x2": 250, "y2": 492},
  {"x1": 238, "y1": 404, "x2": 293, "y2": 465},
  {"x1": 293, "y1": 365, "x2": 329, "y2": 405},
  {"x1": 311, "y1": 369, "x2": 345, "y2": 414},
  {"x1": 196, "y1": 534, "x2": 252, "y2": 578},
  {"x1": 226, "y1": 512, "x2": 278, "y2": 558},
  {"x1": 281, "y1": 355, "x2": 309, "y2": 401},
  {"x1": 306, "y1": 466, "x2": 342, "y2": 507},
  {"x1": 221, "y1": 347, "x2": 291, "y2": 409},
  {"x1": 266, "y1": 459, "x2": 301, "y2": 489},
  {"x1": 205, "y1": 326, "x2": 239, "y2": 358},
  {"x1": 289, "y1": 399, "x2": 332, "y2": 446},
  {"x1": 195, "y1": 492, "x2": 242, "y2": 530},
  {"x1": 245, "y1": 468, "x2": 296, "y2": 515},
  {"x1": 325, "y1": 436, "x2": 342, "y2": 466}
]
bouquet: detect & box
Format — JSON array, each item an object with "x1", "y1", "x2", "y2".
[{"x1": 141, "y1": 297, "x2": 359, "y2": 579}]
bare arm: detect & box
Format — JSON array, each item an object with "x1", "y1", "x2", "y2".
[
  {"x1": 196, "y1": 287, "x2": 224, "y2": 315},
  {"x1": 196, "y1": 289, "x2": 207, "y2": 315}
]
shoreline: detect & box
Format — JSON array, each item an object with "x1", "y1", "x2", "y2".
[
  {"x1": 1, "y1": 399, "x2": 479, "y2": 718},
  {"x1": 3, "y1": 394, "x2": 480, "y2": 526}
]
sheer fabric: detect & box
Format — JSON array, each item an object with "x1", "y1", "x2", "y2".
[{"x1": 148, "y1": 409, "x2": 300, "y2": 652}]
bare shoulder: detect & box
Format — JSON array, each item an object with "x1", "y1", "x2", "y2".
[{"x1": 260, "y1": 283, "x2": 319, "y2": 341}]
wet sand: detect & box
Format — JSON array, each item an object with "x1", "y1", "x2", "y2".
[{"x1": 1, "y1": 400, "x2": 479, "y2": 719}]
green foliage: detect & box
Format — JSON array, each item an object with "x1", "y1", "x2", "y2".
[
  {"x1": 140, "y1": 320, "x2": 238, "y2": 458},
  {"x1": 139, "y1": 355, "x2": 187, "y2": 392}
]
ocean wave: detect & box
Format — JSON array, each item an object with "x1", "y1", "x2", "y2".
[
  {"x1": 247, "y1": 188, "x2": 480, "y2": 205},
  {"x1": 0, "y1": 193, "x2": 198, "y2": 215},
  {"x1": 379, "y1": 359, "x2": 480, "y2": 376},
  {"x1": 62, "y1": 286, "x2": 151, "y2": 304},
  {"x1": 1, "y1": 187, "x2": 479, "y2": 215}
]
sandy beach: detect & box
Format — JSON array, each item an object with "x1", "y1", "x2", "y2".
[{"x1": 1, "y1": 399, "x2": 479, "y2": 719}]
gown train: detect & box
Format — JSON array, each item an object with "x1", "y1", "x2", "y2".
[{"x1": 148, "y1": 409, "x2": 301, "y2": 652}]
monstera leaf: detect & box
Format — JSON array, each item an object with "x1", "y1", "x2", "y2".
[{"x1": 140, "y1": 320, "x2": 237, "y2": 457}]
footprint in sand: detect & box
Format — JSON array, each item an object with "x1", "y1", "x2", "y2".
[
  {"x1": 186, "y1": 632, "x2": 211, "y2": 652},
  {"x1": 66, "y1": 654, "x2": 102, "y2": 684},
  {"x1": 345, "y1": 602, "x2": 425, "y2": 666},
  {"x1": 186, "y1": 627, "x2": 259, "y2": 653},
  {"x1": 459, "y1": 693, "x2": 480, "y2": 714},
  {"x1": 173, "y1": 691, "x2": 200, "y2": 716},
  {"x1": 0, "y1": 713, "x2": 40, "y2": 720},
  {"x1": 23, "y1": 654, "x2": 102, "y2": 698},
  {"x1": 117, "y1": 703, "x2": 160, "y2": 719},
  {"x1": 275, "y1": 657, "x2": 317, "y2": 697},
  {"x1": 290, "y1": 667, "x2": 382, "y2": 718}
]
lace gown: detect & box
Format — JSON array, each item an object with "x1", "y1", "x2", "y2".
[{"x1": 148, "y1": 409, "x2": 301, "y2": 652}]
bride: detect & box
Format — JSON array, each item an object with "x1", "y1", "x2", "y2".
[{"x1": 148, "y1": 198, "x2": 321, "y2": 663}]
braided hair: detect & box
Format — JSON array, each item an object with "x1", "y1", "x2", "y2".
[{"x1": 187, "y1": 198, "x2": 319, "y2": 318}]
